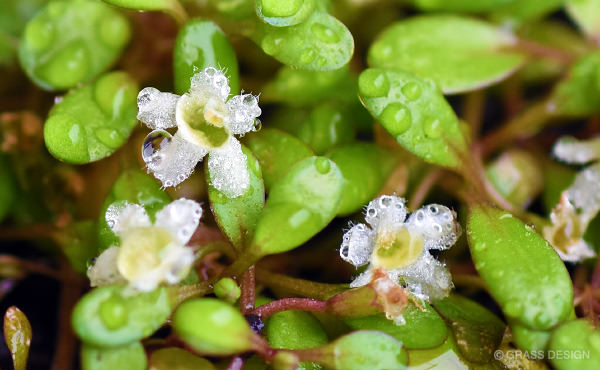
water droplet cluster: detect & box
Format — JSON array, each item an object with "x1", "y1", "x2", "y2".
[
  {"x1": 226, "y1": 94, "x2": 262, "y2": 135},
  {"x1": 136, "y1": 87, "x2": 179, "y2": 130}
]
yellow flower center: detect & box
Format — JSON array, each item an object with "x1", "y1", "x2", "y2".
[
  {"x1": 117, "y1": 226, "x2": 176, "y2": 281},
  {"x1": 176, "y1": 93, "x2": 230, "y2": 148},
  {"x1": 371, "y1": 226, "x2": 424, "y2": 269}
]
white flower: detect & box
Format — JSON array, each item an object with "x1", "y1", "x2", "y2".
[
  {"x1": 137, "y1": 67, "x2": 261, "y2": 198},
  {"x1": 87, "y1": 198, "x2": 202, "y2": 292},
  {"x1": 339, "y1": 195, "x2": 461, "y2": 302}
]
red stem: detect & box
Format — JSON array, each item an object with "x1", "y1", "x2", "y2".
[
  {"x1": 252, "y1": 298, "x2": 327, "y2": 319},
  {"x1": 240, "y1": 265, "x2": 256, "y2": 314}
]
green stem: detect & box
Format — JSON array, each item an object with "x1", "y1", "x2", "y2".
[
  {"x1": 255, "y1": 268, "x2": 347, "y2": 301},
  {"x1": 165, "y1": 0, "x2": 189, "y2": 26}
]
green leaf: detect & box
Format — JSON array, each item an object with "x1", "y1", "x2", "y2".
[
  {"x1": 296, "y1": 103, "x2": 355, "y2": 155},
  {"x1": 467, "y1": 205, "x2": 573, "y2": 330},
  {"x1": 345, "y1": 302, "x2": 448, "y2": 350},
  {"x1": 72, "y1": 285, "x2": 172, "y2": 347},
  {"x1": 253, "y1": 9, "x2": 354, "y2": 71},
  {"x1": 102, "y1": 0, "x2": 187, "y2": 23},
  {"x1": 206, "y1": 0, "x2": 254, "y2": 19},
  {"x1": 412, "y1": 0, "x2": 515, "y2": 12},
  {"x1": 509, "y1": 320, "x2": 551, "y2": 353},
  {"x1": 433, "y1": 295, "x2": 505, "y2": 364},
  {"x1": 358, "y1": 68, "x2": 467, "y2": 168},
  {"x1": 256, "y1": 0, "x2": 316, "y2": 27},
  {"x1": 58, "y1": 221, "x2": 99, "y2": 274},
  {"x1": 0, "y1": 0, "x2": 47, "y2": 65},
  {"x1": 81, "y1": 341, "x2": 147, "y2": 370},
  {"x1": 251, "y1": 156, "x2": 343, "y2": 256},
  {"x1": 97, "y1": 169, "x2": 171, "y2": 252},
  {"x1": 548, "y1": 320, "x2": 600, "y2": 370},
  {"x1": 406, "y1": 336, "x2": 469, "y2": 368},
  {"x1": 244, "y1": 128, "x2": 314, "y2": 191},
  {"x1": 492, "y1": 0, "x2": 565, "y2": 24},
  {"x1": 19, "y1": 0, "x2": 130, "y2": 90},
  {"x1": 327, "y1": 142, "x2": 397, "y2": 216},
  {"x1": 567, "y1": 0, "x2": 600, "y2": 39},
  {"x1": 208, "y1": 146, "x2": 264, "y2": 250},
  {"x1": 44, "y1": 71, "x2": 138, "y2": 163},
  {"x1": 549, "y1": 52, "x2": 600, "y2": 117},
  {"x1": 3, "y1": 306, "x2": 32, "y2": 370},
  {"x1": 172, "y1": 298, "x2": 254, "y2": 355},
  {"x1": 368, "y1": 15, "x2": 526, "y2": 94},
  {"x1": 541, "y1": 159, "x2": 577, "y2": 213},
  {"x1": 213, "y1": 277, "x2": 241, "y2": 304},
  {"x1": 173, "y1": 20, "x2": 239, "y2": 95},
  {"x1": 265, "y1": 310, "x2": 328, "y2": 370},
  {"x1": 149, "y1": 347, "x2": 216, "y2": 370}
]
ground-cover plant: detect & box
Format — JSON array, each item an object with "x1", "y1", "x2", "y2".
[{"x1": 2, "y1": 0, "x2": 600, "y2": 369}]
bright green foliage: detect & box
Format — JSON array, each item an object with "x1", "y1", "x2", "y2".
[
  {"x1": 433, "y1": 295, "x2": 505, "y2": 364},
  {"x1": 81, "y1": 342, "x2": 147, "y2": 370},
  {"x1": 244, "y1": 128, "x2": 314, "y2": 191},
  {"x1": 254, "y1": 10, "x2": 354, "y2": 71},
  {"x1": 321, "y1": 331, "x2": 408, "y2": 370},
  {"x1": 549, "y1": 52, "x2": 600, "y2": 116},
  {"x1": 19, "y1": 0, "x2": 130, "y2": 90},
  {"x1": 493, "y1": 0, "x2": 565, "y2": 24},
  {"x1": 467, "y1": 205, "x2": 573, "y2": 330},
  {"x1": 345, "y1": 302, "x2": 448, "y2": 349},
  {"x1": 149, "y1": 347, "x2": 216, "y2": 370},
  {"x1": 174, "y1": 20, "x2": 239, "y2": 95},
  {"x1": 3, "y1": 306, "x2": 32, "y2": 370},
  {"x1": 59, "y1": 221, "x2": 100, "y2": 274},
  {"x1": 567, "y1": 0, "x2": 600, "y2": 39},
  {"x1": 43, "y1": 71, "x2": 138, "y2": 164},
  {"x1": 297, "y1": 104, "x2": 355, "y2": 154},
  {"x1": 251, "y1": 156, "x2": 343, "y2": 256},
  {"x1": 358, "y1": 68, "x2": 467, "y2": 168},
  {"x1": 327, "y1": 143, "x2": 397, "y2": 216},
  {"x1": 265, "y1": 310, "x2": 328, "y2": 370},
  {"x1": 97, "y1": 170, "x2": 171, "y2": 252},
  {"x1": 172, "y1": 298, "x2": 254, "y2": 355},
  {"x1": 548, "y1": 320, "x2": 600, "y2": 370},
  {"x1": 213, "y1": 277, "x2": 242, "y2": 304},
  {"x1": 256, "y1": 0, "x2": 316, "y2": 27},
  {"x1": 72, "y1": 285, "x2": 172, "y2": 347},
  {"x1": 509, "y1": 320, "x2": 552, "y2": 353},
  {"x1": 412, "y1": 0, "x2": 515, "y2": 12},
  {"x1": 0, "y1": 155, "x2": 16, "y2": 222},
  {"x1": 368, "y1": 15, "x2": 526, "y2": 94},
  {"x1": 207, "y1": 0, "x2": 254, "y2": 19},
  {"x1": 0, "y1": 0, "x2": 47, "y2": 64},
  {"x1": 208, "y1": 146, "x2": 264, "y2": 249}
]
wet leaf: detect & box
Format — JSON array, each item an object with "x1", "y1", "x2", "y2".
[
  {"x1": 3, "y1": 306, "x2": 32, "y2": 370},
  {"x1": 433, "y1": 295, "x2": 505, "y2": 364},
  {"x1": 548, "y1": 319, "x2": 600, "y2": 370},
  {"x1": 19, "y1": 0, "x2": 130, "y2": 90},
  {"x1": 255, "y1": 0, "x2": 317, "y2": 27},
  {"x1": 549, "y1": 52, "x2": 600, "y2": 117},
  {"x1": 251, "y1": 156, "x2": 343, "y2": 256},
  {"x1": 72, "y1": 285, "x2": 172, "y2": 347},
  {"x1": 244, "y1": 128, "x2": 314, "y2": 191},
  {"x1": 358, "y1": 68, "x2": 467, "y2": 168},
  {"x1": 44, "y1": 71, "x2": 138, "y2": 163},
  {"x1": 208, "y1": 146, "x2": 264, "y2": 250},
  {"x1": 467, "y1": 205, "x2": 573, "y2": 330},
  {"x1": 509, "y1": 320, "x2": 551, "y2": 353},
  {"x1": 149, "y1": 347, "x2": 216, "y2": 370},
  {"x1": 81, "y1": 341, "x2": 147, "y2": 370},
  {"x1": 253, "y1": 9, "x2": 354, "y2": 71},
  {"x1": 297, "y1": 103, "x2": 355, "y2": 155},
  {"x1": 174, "y1": 20, "x2": 239, "y2": 95},
  {"x1": 566, "y1": 0, "x2": 600, "y2": 40},
  {"x1": 345, "y1": 302, "x2": 448, "y2": 349},
  {"x1": 368, "y1": 15, "x2": 526, "y2": 94}
]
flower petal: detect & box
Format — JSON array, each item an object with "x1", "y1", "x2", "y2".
[
  {"x1": 553, "y1": 136, "x2": 600, "y2": 164},
  {"x1": 106, "y1": 202, "x2": 151, "y2": 235},
  {"x1": 365, "y1": 195, "x2": 407, "y2": 229},
  {"x1": 145, "y1": 131, "x2": 208, "y2": 187},
  {"x1": 564, "y1": 162, "x2": 600, "y2": 225},
  {"x1": 207, "y1": 137, "x2": 250, "y2": 198},
  {"x1": 392, "y1": 254, "x2": 453, "y2": 301},
  {"x1": 87, "y1": 246, "x2": 126, "y2": 287},
  {"x1": 155, "y1": 199, "x2": 203, "y2": 244},
  {"x1": 340, "y1": 223, "x2": 373, "y2": 267},
  {"x1": 349, "y1": 267, "x2": 373, "y2": 288},
  {"x1": 137, "y1": 87, "x2": 179, "y2": 130},
  {"x1": 190, "y1": 67, "x2": 231, "y2": 102},
  {"x1": 406, "y1": 204, "x2": 460, "y2": 250},
  {"x1": 225, "y1": 93, "x2": 261, "y2": 135}
]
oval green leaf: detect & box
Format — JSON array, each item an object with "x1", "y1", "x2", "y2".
[
  {"x1": 297, "y1": 103, "x2": 355, "y2": 155},
  {"x1": 467, "y1": 205, "x2": 573, "y2": 330},
  {"x1": 244, "y1": 128, "x2": 314, "y2": 191},
  {"x1": 509, "y1": 319, "x2": 551, "y2": 353},
  {"x1": 103, "y1": 0, "x2": 187, "y2": 24},
  {"x1": 19, "y1": 0, "x2": 130, "y2": 90},
  {"x1": 549, "y1": 52, "x2": 600, "y2": 117},
  {"x1": 256, "y1": 0, "x2": 316, "y2": 27},
  {"x1": 72, "y1": 285, "x2": 172, "y2": 347},
  {"x1": 368, "y1": 15, "x2": 526, "y2": 94},
  {"x1": 44, "y1": 71, "x2": 138, "y2": 164},
  {"x1": 3, "y1": 306, "x2": 32, "y2": 370},
  {"x1": 208, "y1": 146, "x2": 264, "y2": 250},
  {"x1": 251, "y1": 156, "x2": 343, "y2": 256},
  {"x1": 358, "y1": 68, "x2": 467, "y2": 168},
  {"x1": 548, "y1": 319, "x2": 600, "y2": 370},
  {"x1": 174, "y1": 20, "x2": 239, "y2": 95},
  {"x1": 81, "y1": 341, "x2": 147, "y2": 370},
  {"x1": 149, "y1": 347, "x2": 216, "y2": 370}
]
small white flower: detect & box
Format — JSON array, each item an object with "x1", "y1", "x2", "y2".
[
  {"x1": 339, "y1": 195, "x2": 461, "y2": 302},
  {"x1": 87, "y1": 198, "x2": 202, "y2": 292},
  {"x1": 137, "y1": 67, "x2": 261, "y2": 198}
]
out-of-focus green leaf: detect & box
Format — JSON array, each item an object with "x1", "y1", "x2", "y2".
[
  {"x1": 81, "y1": 341, "x2": 147, "y2": 370},
  {"x1": 548, "y1": 320, "x2": 600, "y2": 370},
  {"x1": 566, "y1": 0, "x2": 600, "y2": 40},
  {"x1": 255, "y1": 0, "x2": 316, "y2": 27},
  {"x1": 149, "y1": 347, "x2": 216, "y2": 370},
  {"x1": 549, "y1": 52, "x2": 600, "y2": 117}
]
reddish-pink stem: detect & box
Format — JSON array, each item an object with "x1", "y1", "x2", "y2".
[
  {"x1": 252, "y1": 298, "x2": 327, "y2": 319},
  {"x1": 240, "y1": 265, "x2": 256, "y2": 314}
]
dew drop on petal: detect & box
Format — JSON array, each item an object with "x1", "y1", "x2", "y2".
[{"x1": 142, "y1": 130, "x2": 172, "y2": 165}]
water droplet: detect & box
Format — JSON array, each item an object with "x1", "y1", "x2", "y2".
[
  {"x1": 316, "y1": 56, "x2": 328, "y2": 67},
  {"x1": 95, "y1": 128, "x2": 122, "y2": 149},
  {"x1": 401, "y1": 81, "x2": 421, "y2": 101},
  {"x1": 107, "y1": 220, "x2": 115, "y2": 228},
  {"x1": 261, "y1": 35, "x2": 283, "y2": 55},
  {"x1": 380, "y1": 103, "x2": 411, "y2": 135},
  {"x1": 424, "y1": 117, "x2": 442, "y2": 138},
  {"x1": 300, "y1": 48, "x2": 317, "y2": 64},
  {"x1": 254, "y1": 119, "x2": 262, "y2": 131},
  {"x1": 315, "y1": 157, "x2": 331, "y2": 174},
  {"x1": 367, "y1": 208, "x2": 377, "y2": 218},
  {"x1": 359, "y1": 70, "x2": 389, "y2": 98},
  {"x1": 311, "y1": 23, "x2": 340, "y2": 43},
  {"x1": 142, "y1": 130, "x2": 172, "y2": 164},
  {"x1": 504, "y1": 300, "x2": 524, "y2": 318}
]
